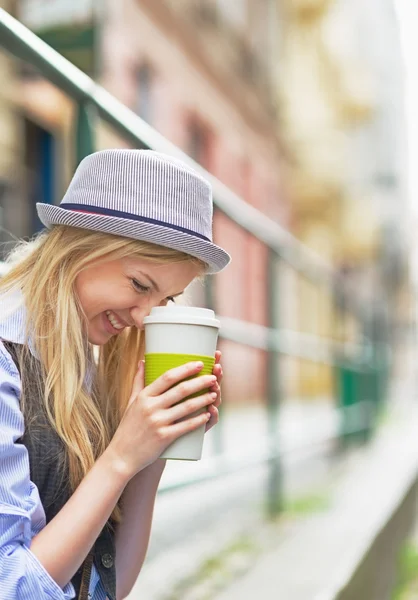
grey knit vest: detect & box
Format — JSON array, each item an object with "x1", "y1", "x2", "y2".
[{"x1": 2, "y1": 340, "x2": 117, "y2": 600}]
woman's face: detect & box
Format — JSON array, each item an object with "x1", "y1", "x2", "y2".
[{"x1": 75, "y1": 256, "x2": 201, "y2": 345}]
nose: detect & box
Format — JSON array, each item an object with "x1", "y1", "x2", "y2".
[
  {"x1": 130, "y1": 298, "x2": 167, "y2": 330},
  {"x1": 130, "y1": 306, "x2": 150, "y2": 330}
]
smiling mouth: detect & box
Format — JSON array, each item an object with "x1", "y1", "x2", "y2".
[{"x1": 105, "y1": 310, "x2": 126, "y2": 330}]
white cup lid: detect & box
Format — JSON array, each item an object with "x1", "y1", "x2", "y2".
[{"x1": 143, "y1": 305, "x2": 220, "y2": 328}]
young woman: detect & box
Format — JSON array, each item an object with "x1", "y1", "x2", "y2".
[{"x1": 0, "y1": 149, "x2": 230, "y2": 600}]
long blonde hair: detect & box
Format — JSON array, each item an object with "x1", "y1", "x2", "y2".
[{"x1": 0, "y1": 225, "x2": 205, "y2": 521}]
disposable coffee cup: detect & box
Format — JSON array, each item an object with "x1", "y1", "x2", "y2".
[{"x1": 143, "y1": 305, "x2": 220, "y2": 461}]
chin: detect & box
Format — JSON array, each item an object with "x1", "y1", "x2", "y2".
[{"x1": 88, "y1": 329, "x2": 112, "y2": 346}]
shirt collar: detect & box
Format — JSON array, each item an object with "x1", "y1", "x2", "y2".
[
  {"x1": 0, "y1": 289, "x2": 96, "y2": 387},
  {"x1": 0, "y1": 289, "x2": 37, "y2": 355}
]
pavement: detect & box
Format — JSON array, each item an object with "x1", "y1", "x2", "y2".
[
  {"x1": 212, "y1": 383, "x2": 418, "y2": 600},
  {"x1": 123, "y1": 368, "x2": 418, "y2": 600},
  {"x1": 393, "y1": 488, "x2": 418, "y2": 599},
  {"x1": 124, "y1": 397, "x2": 346, "y2": 600}
]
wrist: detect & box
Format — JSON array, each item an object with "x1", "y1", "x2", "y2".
[{"x1": 100, "y1": 446, "x2": 136, "y2": 486}]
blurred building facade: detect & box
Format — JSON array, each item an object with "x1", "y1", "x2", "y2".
[
  {"x1": 0, "y1": 0, "x2": 76, "y2": 246},
  {"x1": 276, "y1": 0, "x2": 408, "y2": 396},
  {"x1": 0, "y1": 0, "x2": 27, "y2": 244}
]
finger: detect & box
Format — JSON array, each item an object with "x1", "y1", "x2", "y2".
[
  {"x1": 212, "y1": 364, "x2": 223, "y2": 384},
  {"x1": 213, "y1": 365, "x2": 224, "y2": 385},
  {"x1": 209, "y1": 380, "x2": 220, "y2": 396},
  {"x1": 212, "y1": 388, "x2": 221, "y2": 408},
  {"x1": 165, "y1": 391, "x2": 217, "y2": 424},
  {"x1": 160, "y1": 374, "x2": 217, "y2": 408},
  {"x1": 146, "y1": 361, "x2": 204, "y2": 396},
  {"x1": 167, "y1": 409, "x2": 211, "y2": 439},
  {"x1": 214, "y1": 351, "x2": 221, "y2": 365},
  {"x1": 205, "y1": 404, "x2": 219, "y2": 432}
]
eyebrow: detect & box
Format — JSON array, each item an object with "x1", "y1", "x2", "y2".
[
  {"x1": 140, "y1": 271, "x2": 184, "y2": 297},
  {"x1": 140, "y1": 271, "x2": 160, "y2": 293}
]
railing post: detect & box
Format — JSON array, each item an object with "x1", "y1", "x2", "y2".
[
  {"x1": 267, "y1": 249, "x2": 283, "y2": 517},
  {"x1": 75, "y1": 101, "x2": 96, "y2": 166},
  {"x1": 205, "y1": 271, "x2": 224, "y2": 456},
  {"x1": 333, "y1": 269, "x2": 354, "y2": 448}
]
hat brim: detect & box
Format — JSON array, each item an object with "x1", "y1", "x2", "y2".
[{"x1": 36, "y1": 203, "x2": 231, "y2": 274}]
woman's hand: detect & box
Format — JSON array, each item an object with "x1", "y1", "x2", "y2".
[
  {"x1": 106, "y1": 361, "x2": 217, "y2": 479},
  {"x1": 206, "y1": 350, "x2": 223, "y2": 432}
]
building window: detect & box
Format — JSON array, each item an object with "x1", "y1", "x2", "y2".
[
  {"x1": 137, "y1": 63, "x2": 153, "y2": 124},
  {"x1": 187, "y1": 119, "x2": 213, "y2": 169},
  {"x1": 24, "y1": 119, "x2": 57, "y2": 234}
]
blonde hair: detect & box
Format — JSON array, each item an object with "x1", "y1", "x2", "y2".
[{"x1": 0, "y1": 225, "x2": 206, "y2": 521}]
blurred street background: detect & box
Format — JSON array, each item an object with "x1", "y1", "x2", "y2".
[{"x1": 1, "y1": 1, "x2": 418, "y2": 599}]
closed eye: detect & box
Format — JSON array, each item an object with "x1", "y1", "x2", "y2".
[
  {"x1": 132, "y1": 279, "x2": 176, "y2": 303},
  {"x1": 131, "y1": 279, "x2": 150, "y2": 294}
]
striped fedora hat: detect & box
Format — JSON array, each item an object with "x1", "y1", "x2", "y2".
[{"x1": 36, "y1": 149, "x2": 231, "y2": 273}]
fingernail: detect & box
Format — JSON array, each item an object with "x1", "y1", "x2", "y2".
[
  {"x1": 194, "y1": 362, "x2": 204, "y2": 369},
  {"x1": 210, "y1": 392, "x2": 217, "y2": 399}
]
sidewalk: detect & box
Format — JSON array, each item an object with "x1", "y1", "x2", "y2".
[
  {"x1": 125, "y1": 375, "x2": 418, "y2": 600},
  {"x1": 125, "y1": 398, "x2": 344, "y2": 600},
  {"x1": 213, "y1": 393, "x2": 418, "y2": 600}
]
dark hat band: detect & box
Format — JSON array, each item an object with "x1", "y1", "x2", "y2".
[{"x1": 60, "y1": 203, "x2": 211, "y2": 242}]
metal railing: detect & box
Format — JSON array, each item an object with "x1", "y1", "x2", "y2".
[{"x1": 0, "y1": 8, "x2": 390, "y2": 515}]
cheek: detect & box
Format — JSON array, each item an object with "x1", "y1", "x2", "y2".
[
  {"x1": 75, "y1": 274, "x2": 90, "y2": 315},
  {"x1": 76, "y1": 278, "x2": 116, "y2": 317},
  {"x1": 75, "y1": 270, "x2": 144, "y2": 319},
  {"x1": 77, "y1": 286, "x2": 98, "y2": 319}
]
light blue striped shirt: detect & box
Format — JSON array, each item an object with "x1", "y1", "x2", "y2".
[{"x1": 0, "y1": 297, "x2": 107, "y2": 599}]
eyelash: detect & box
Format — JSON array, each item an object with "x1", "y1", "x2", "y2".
[
  {"x1": 131, "y1": 279, "x2": 175, "y2": 303},
  {"x1": 131, "y1": 279, "x2": 150, "y2": 294}
]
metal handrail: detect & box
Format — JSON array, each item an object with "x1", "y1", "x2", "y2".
[{"x1": 219, "y1": 317, "x2": 373, "y2": 366}]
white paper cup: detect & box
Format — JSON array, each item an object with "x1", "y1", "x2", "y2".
[{"x1": 143, "y1": 306, "x2": 220, "y2": 460}]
